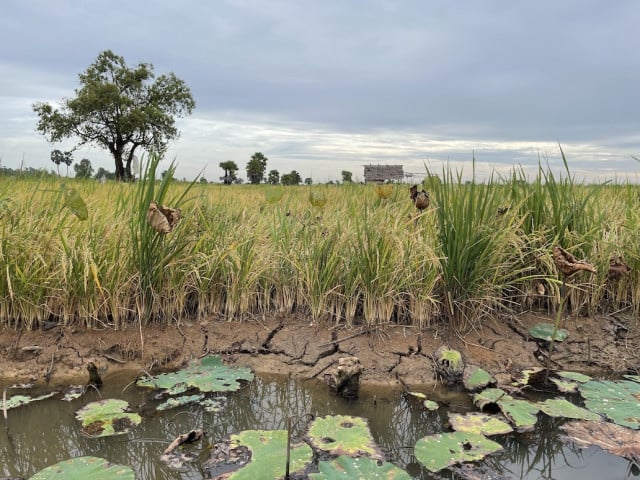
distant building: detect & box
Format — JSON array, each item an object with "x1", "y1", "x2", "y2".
[{"x1": 363, "y1": 164, "x2": 404, "y2": 183}]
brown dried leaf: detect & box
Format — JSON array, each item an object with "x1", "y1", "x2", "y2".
[
  {"x1": 562, "y1": 420, "x2": 640, "y2": 460},
  {"x1": 609, "y1": 255, "x2": 631, "y2": 280},
  {"x1": 552, "y1": 246, "x2": 595, "y2": 276},
  {"x1": 147, "y1": 201, "x2": 182, "y2": 234}
]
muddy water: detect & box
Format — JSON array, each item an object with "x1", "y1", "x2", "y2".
[{"x1": 0, "y1": 372, "x2": 634, "y2": 479}]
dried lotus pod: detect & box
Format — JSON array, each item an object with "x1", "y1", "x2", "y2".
[
  {"x1": 147, "y1": 201, "x2": 182, "y2": 233},
  {"x1": 552, "y1": 246, "x2": 595, "y2": 277}
]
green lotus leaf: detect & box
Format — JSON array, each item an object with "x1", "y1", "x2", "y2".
[
  {"x1": 497, "y1": 398, "x2": 539, "y2": 431},
  {"x1": 406, "y1": 392, "x2": 438, "y2": 410},
  {"x1": 136, "y1": 355, "x2": 254, "y2": 393},
  {"x1": 414, "y1": 431, "x2": 503, "y2": 473},
  {"x1": 624, "y1": 375, "x2": 640, "y2": 383},
  {"x1": 62, "y1": 185, "x2": 88, "y2": 220},
  {"x1": 539, "y1": 398, "x2": 601, "y2": 420},
  {"x1": 448, "y1": 412, "x2": 512, "y2": 436},
  {"x1": 528, "y1": 322, "x2": 568, "y2": 342},
  {"x1": 463, "y1": 366, "x2": 494, "y2": 391},
  {"x1": 75, "y1": 399, "x2": 141, "y2": 437},
  {"x1": 227, "y1": 429, "x2": 312, "y2": 479},
  {"x1": 579, "y1": 380, "x2": 640, "y2": 429},
  {"x1": 30, "y1": 456, "x2": 134, "y2": 479},
  {"x1": 156, "y1": 394, "x2": 205, "y2": 411},
  {"x1": 4, "y1": 392, "x2": 56, "y2": 410},
  {"x1": 473, "y1": 388, "x2": 510, "y2": 410},
  {"x1": 306, "y1": 415, "x2": 382, "y2": 459},
  {"x1": 436, "y1": 347, "x2": 464, "y2": 374},
  {"x1": 309, "y1": 455, "x2": 411, "y2": 479},
  {"x1": 557, "y1": 371, "x2": 592, "y2": 383}
]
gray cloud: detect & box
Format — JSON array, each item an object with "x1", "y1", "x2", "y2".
[{"x1": 0, "y1": 0, "x2": 638, "y2": 181}]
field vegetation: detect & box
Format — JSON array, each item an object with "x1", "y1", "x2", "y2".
[{"x1": 1, "y1": 155, "x2": 638, "y2": 331}]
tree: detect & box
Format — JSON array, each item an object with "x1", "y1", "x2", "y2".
[
  {"x1": 304, "y1": 177, "x2": 312, "y2": 185},
  {"x1": 246, "y1": 152, "x2": 268, "y2": 184},
  {"x1": 33, "y1": 50, "x2": 195, "y2": 181},
  {"x1": 219, "y1": 161, "x2": 239, "y2": 184},
  {"x1": 267, "y1": 169, "x2": 280, "y2": 184},
  {"x1": 281, "y1": 170, "x2": 302, "y2": 185},
  {"x1": 199, "y1": 177, "x2": 208, "y2": 183},
  {"x1": 341, "y1": 170, "x2": 353, "y2": 183},
  {"x1": 73, "y1": 158, "x2": 94, "y2": 178},
  {"x1": 50, "y1": 149, "x2": 73, "y2": 176},
  {"x1": 94, "y1": 167, "x2": 115, "y2": 181}
]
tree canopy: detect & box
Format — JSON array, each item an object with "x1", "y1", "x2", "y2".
[
  {"x1": 246, "y1": 152, "x2": 268, "y2": 184},
  {"x1": 73, "y1": 158, "x2": 94, "y2": 179},
  {"x1": 33, "y1": 50, "x2": 195, "y2": 181},
  {"x1": 219, "y1": 161, "x2": 239, "y2": 184},
  {"x1": 281, "y1": 170, "x2": 302, "y2": 185}
]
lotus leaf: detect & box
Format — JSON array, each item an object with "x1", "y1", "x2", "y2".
[
  {"x1": 562, "y1": 420, "x2": 640, "y2": 460},
  {"x1": 227, "y1": 429, "x2": 312, "y2": 479},
  {"x1": 448, "y1": 412, "x2": 512, "y2": 436},
  {"x1": 62, "y1": 385, "x2": 86, "y2": 402},
  {"x1": 463, "y1": 366, "x2": 494, "y2": 391},
  {"x1": 473, "y1": 388, "x2": 509, "y2": 410},
  {"x1": 557, "y1": 371, "x2": 592, "y2": 383},
  {"x1": 307, "y1": 415, "x2": 382, "y2": 459},
  {"x1": 29, "y1": 456, "x2": 134, "y2": 479},
  {"x1": 75, "y1": 399, "x2": 141, "y2": 437},
  {"x1": 550, "y1": 378, "x2": 579, "y2": 393},
  {"x1": 528, "y1": 322, "x2": 568, "y2": 342},
  {"x1": 309, "y1": 455, "x2": 411, "y2": 479},
  {"x1": 539, "y1": 398, "x2": 600, "y2": 420},
  {"x1": 62, "y1": 185, "x2": 88, "y2": 220},
  {"x1": 136, "y1": 355, "x2": 254, "y2": 393},
  {"x1": 579, "y1": 379, "x2": 640, "y2": 429},
  {"x1": 4, "y1": 392, "x2": 56, "y2": 410},
  {"x1": 511, "y1": 367, "x2": 545, "y2": 388},
  {"x1": 414, "y1": 431, "x2": 503, "y2": 473},
  {"x1": 436, "y1": 347, "x2": 464, "y2": 374},
  {"x1": 497, "y1": 398, "x2": 539, "y2": 431},
  {"x1": 156, "y1": 394, "x2": 205, "y2": 411},
  {"x1": 624, "y1": 375, "x2": 640, "y2": 383},
  {"x1": 423, "y1": 400, "x2": 439, "y2": 411}
]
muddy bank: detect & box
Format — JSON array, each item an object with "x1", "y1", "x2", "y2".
[{"x1": 1, "y1": 312, "x2": 638, "y2": 388}]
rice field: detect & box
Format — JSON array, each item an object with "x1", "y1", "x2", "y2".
[{"x1": 1, "y1": 156, "x2": 638, "y2": 331}]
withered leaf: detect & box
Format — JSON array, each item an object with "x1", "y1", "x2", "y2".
[
  {"x1": 562, "y1": 420, "x2": 640, "y2": 460},
  {"x1": 147, "y1": 201, "x2": 182, "y2": 234},
  {"x1": 552, "y1": 246, "x2": 595, "y2": 277}
]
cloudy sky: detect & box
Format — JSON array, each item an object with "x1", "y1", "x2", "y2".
[{"x1": 1, "y1": 0, "x2": 639, "y2": 182}]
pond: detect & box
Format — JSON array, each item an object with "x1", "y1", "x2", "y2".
[{"x1": 0, "y1": 371, "x2": 636, "y2": 479}]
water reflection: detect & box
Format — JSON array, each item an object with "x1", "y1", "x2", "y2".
[{"x1": 0, "y1": 373, "x2": 637, "y2": 479}]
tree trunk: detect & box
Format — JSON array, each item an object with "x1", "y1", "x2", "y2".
[{"x1": 114, "y1": 151, "x2": 125, "y2": 181}]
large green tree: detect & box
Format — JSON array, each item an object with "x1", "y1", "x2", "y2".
[
  {"x1": 281, "y1": 170, "x2": 302, "y2": 185},
  {"x1": 246, "y1": 152, "x2": 268, "y2": 184},
  {"x1": 267, "y1": 169, "x2": 280, "y2": 184},
  {"x1": 33, "y1": 50, "x2": 195, "y2": 181},
  {"x1": 219, "y1": 160, "x2": 239, "y2": 184}
]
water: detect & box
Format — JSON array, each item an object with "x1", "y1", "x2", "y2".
[{"x1": 0, "y1": 372, "x2": 636, "y2": 479}]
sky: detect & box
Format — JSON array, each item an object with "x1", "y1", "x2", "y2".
[{"x1": 1, "y1": 0, "x2": 639, "y2": 183}]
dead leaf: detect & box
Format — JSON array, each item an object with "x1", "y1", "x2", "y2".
[
  {"x1": 609, "y1": 255, "x2": 631, "y2": 280},
  {"x1": 552, "y1": 246, "x2": 595, "y2": 277},
  {"x1": 147, "y1": 201, "x2": 182, "y2": 233},
  {"x1": 562, "y1": 420, "x2": 640, "y2": 461}
]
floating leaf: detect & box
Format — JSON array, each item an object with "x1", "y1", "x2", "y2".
[
  {"x1": 562, "y1": 420, "x2": 640, "y2": 460},
  {"x1": 511, "y1": 367, "x2": 546, "y2": 388},
  {"x1": 30, "y1": 456, "x2": 134, "y2": 479},
  {"x1": 414, "y1": 431, "x2": 503, "y2": 473},
  {"x1": 62, "y1": 385, "x2": 86, "y2": 402},
  {"x1": 156, "y1": 394, "x2": 205, "y2": 411},
  {"x1": 557, "y1": 371, "x2": 592, "y2": 383},
  {"x1": 306, "y1": 415, "x2": 382, "y2": 459},
  {"x1": 551, "y1": 370, "x2": 591, "y2": 393},
  {"x1": 550, "y1": 378, "x2": 579, "y2": 393},
  {"x1": 137, "y1": 355, "x2": 254, "y2": 394},
  {"x1": 61, "y1": 185, "x2": 88, "y2": 220},
  {"x1": 579, "y1": 380, "x2": 640, "y2": 429},
  {"x1": 463, "y1": 366, "x2": 494, "y2": 391},
  {"x1": 4, "y1": 392, "x2": 56, "y2": 410},
  {"x1": 406, "y1": 392, "x2": 438, "y2": 411},
  {"x1": 310, "y1": 455, "x2": 411, "y2": 479},
  {"x1": 423, "y1": 399, "x2": 439, "y2": 411},
  {"x1": 539, "y1": 398, "x2": 601, "y2": 420},
  {"x1": 227, "y1": 430, "x2": 312, "y2": 479},
  {"x1": 528, "y1": 323, "x2": 568, "y2": 342},
  {"x1": 473, "y1": 388, "x2": 509, "y2": 410},
  {"x1": 448, "y1": 412, "x2": 512, "y2": 436},
  {"x1": 75, "y1": 399, "x2": 141, "y2": 437}
]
